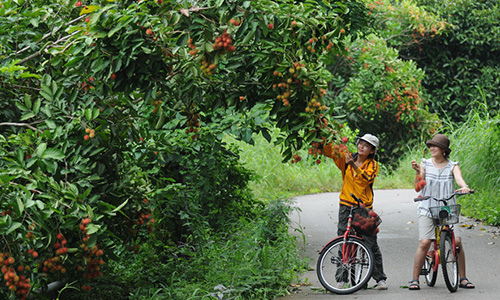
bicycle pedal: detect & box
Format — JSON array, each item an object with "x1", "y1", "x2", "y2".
[
  {"x1": 420, "y1": 269, "x2": 429, "y2": 275},
  {"x1": 455, "y1": 246, "x2": 461, "y2": 254}
]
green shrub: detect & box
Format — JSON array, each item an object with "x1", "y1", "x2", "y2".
[
  {"x1": 329, "y1": 34, "x2": 441, "y2": 165},
  {"x1": 398, "y1": 0, "x2": 500, "y2": 122}
]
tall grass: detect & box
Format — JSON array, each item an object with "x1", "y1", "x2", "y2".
[{"x1": 446, "y1": 107, "x2": 500, "y2": 225}]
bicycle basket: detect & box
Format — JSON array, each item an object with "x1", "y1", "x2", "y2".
[
  {"x1": 351, "y1": 207, "x2": 382, "y2": 237},
  {"x1": 429, "y1": 204, "x2": 461, "y2": 225}
]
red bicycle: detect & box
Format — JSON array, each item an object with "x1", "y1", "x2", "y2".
[
  {"x1": 316, "y1": 194, "x2": 381, "y2": 294},
  {"x1": 414, "y1": 190, "x2": 474, "y2": 292}
]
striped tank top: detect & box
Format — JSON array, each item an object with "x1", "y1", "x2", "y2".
[{"x1": 417, "y1": 158, "x2": 458, "y2": 217}]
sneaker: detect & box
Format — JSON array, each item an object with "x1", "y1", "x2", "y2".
[{"x1": 376, "y1": 280, "x2": 388, "y2": 290}]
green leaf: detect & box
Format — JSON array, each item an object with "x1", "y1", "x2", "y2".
[
  {"x1": 41, "y1": 148, "x2": 65, "y2": 160},
  {"x1": 45, "y1": 119, "x2": 56, "y2": 129},
  {"x1": 80, "y1": 5, "x2": 102, "y2": 15},
  {"x1": 65, "y1": 56, "x2": 84, "y2": 68},
  {"x1": 85, "y1": 109, "x2": 93, "y2": 121},
  {"x1": 16, "y1": 197, "x2": 25, "y2": 215},
  {"x1": 36, "y1": 143, "x2": 48, "y2": 157},
  {"x1": 6, "y1": 222, "x2": 22, "y2": 235},
  {"x1": 111, "y1": 199, "x2": 128, "y2": 213},
  {"x1": 92, "y1": 108, "x2": 100, "y2": 119},
  {"x1": 33, "y1": 98, "x2": 41, "y2": 114},
  {"x1": 39, "y1": 91, "x2": 52, "y2": 102},
  {"x1": 24, "y1": 95, "x2": 32, "y2": 110},
  {"x1": 15, "y1": 101, "x2": 28, "y2": 112},
  {"x1": 20, "y1": 111, "x2": 35, "y2": 121},
  {"x1": 85, "y1": 224, "x2": 100, "y2": 235}
]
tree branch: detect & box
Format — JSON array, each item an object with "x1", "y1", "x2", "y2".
[
  {"x1": 15, "y1": 16, "x2": 86, "y2": 65},
  {"x1": 0, "y1": 122, "x2": 42, "y2": 133}
]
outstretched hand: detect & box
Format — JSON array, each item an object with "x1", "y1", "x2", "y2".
[{"x1": 345, "y1": 152, "x2": 354, "y2": 165}]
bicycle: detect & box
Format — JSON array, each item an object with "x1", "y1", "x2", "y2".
[
  {"x1": 414, "y1": 190, "x2": 474, "y2": 292},
  {"x1": 316, "y1": 193, "x2": 381, "y2": 294}
]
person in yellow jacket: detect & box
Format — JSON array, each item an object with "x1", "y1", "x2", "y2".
[{"x1": 323, "y1": 133, "x2": 388, "y2": 290}]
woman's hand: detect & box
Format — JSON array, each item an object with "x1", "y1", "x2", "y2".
[
  {"x1": 411, "y1": 160, "x2": 420, "y2": 174},
  {"x1": 345, "y1": 152, "x2": 355, "y2": 165},
  {"x1": 456, "y1": 186, "x2": 471, "y2": 193}
]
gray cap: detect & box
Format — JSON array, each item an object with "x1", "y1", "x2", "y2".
[{"x1": 358, "y1": 134, "x2": 379, "y2": 149}]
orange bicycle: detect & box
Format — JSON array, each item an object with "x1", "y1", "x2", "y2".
[
  {"x1": 414, "y1": 190, "x2": 474, "y2": 292},
  {"x1": 317, "y1": 194, "x2": 381, "y2": 294}
]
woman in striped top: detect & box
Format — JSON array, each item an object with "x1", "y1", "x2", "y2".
[{"x1": 408, "y1": 134, "x2": 474, "y2": 290}]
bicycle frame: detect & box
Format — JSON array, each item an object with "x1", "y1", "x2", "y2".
[
  {"x1": 320, "y1": 206, "x2": 363, "y2": 254},
  {"x1": 430, "y1": 224, "x2": 456, "y2": 271}
]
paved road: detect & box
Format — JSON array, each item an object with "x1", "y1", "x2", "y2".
[{"x1": 276, "y1": 189, "x2": 500, "y2": 300}]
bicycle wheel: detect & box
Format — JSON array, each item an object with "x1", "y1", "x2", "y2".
[
  {"x1": 440, "y1": 230, "x2": 459, "y2": 292},
  {"x1": 423, "y1": 242, "x2": 438, "y2": 287},
  {"x1": 317, "y1": 236, "x2": 374, "y2": 294}
]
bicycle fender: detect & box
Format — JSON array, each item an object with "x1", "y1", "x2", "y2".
[{"x1": 318, "y1": 235, "x2": 365, "y2": 255}]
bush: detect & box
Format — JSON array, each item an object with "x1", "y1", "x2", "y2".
[{"x1": 329, "y1": 34, "x2": 441, "y2": 165}]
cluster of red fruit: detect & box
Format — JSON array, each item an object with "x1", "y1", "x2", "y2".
[
  {"x1": 415, "y1": 174, "x2": 427, "y2": 192},
  {"x1": 135, "y1": 210, "x2": 154, "y2": 228},
  {"x1": 187, "y1": 38, "x2": 198, "y2": 56},
  {"x1": 80, "y1": 245, "x2": 104, "y2": 280},
  {"x1": 125, "y1": 208, "x2": 155, "y2": 237},
  {"x1": 352, "y1": 209, "x2": 381, "y2": 236},
  {"x1": 39, "y1": 233, "x2": 69, "y2": 275},
  {"x1": 41, "y1": 255, "x2": 66, "y2": 275},
  {"x1": 229, "y1": 18, "x2": 242, "y2": 26},
  {"x1": 1, "y1": 208, "x2": 12, "y2": 216},
  {"x1": 78, "y1": 218, "x2": 104, "y2": 287},
  {"x1": 307, "y1": 136, "x2": 327, "y2": 164},
  {"x1": 305, "y1": 94, "x2": 327, "y2": 113},
  {"x1": 1, "y1": 253, "x2": 31, "y2": 299},
  {"x1": 185, "y1": 113, "x2": 200, "y2": 140},
  {"x1": 84, "y1": 127, "x2": 96, "y2": 141},
  {"x1": 200, "y1": 56, "x2": 217, "y2": 76},
  {"x1": 272, "y1": 62, "x2": 306, "y2": 107},
  {"x1": 151, "y1": 100, "x2": 163, "y2": 113},
  {"x1": 80, "y1": 81, "x2": 94, "y2": 91},
  {"x1": 290, "y1": 154, "x2": 302, "y2": 164},
  {"x1": 306, "y1": 35, "x2": 335, "y2": 54},
  {"x1": 213, "y1": 31, "x2": 235, "y2": 53},
  {"x1": 329, "y1": 143, "x2": 349, "y2": 160}
]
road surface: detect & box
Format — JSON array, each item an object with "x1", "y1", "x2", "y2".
[{"x1": 276, "y1": 189, "x2": 500, "y2": 300}]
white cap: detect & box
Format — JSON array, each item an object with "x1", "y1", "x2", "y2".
[{"x1": 358, "y1": 134, "x2": 379, "y2": 149}]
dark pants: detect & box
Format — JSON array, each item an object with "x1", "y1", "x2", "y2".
[{"x1": 338, "y1": 205, "x2": 387, "y2": 283}]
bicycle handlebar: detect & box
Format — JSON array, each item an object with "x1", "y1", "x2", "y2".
[
  {"x1": 414, "y1": 190, "x2": 474, "y2": 202},
  {"x1": 350, "y1": 193, "x2": 363, "y2": 205}
]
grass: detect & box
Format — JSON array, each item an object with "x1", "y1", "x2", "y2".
[{"x1": 446, "y1": 108, "x2": 500, "y2": 224}]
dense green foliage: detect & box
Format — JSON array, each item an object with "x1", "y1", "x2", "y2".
[
  {"x1": 0, "y1": 0, "x2": 369, "y2": 298},
  {"x1": 399, "y1": 0, "x2": 500, "y2": 122}
]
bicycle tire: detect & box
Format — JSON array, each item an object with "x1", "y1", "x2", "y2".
[
  {"x1": 423, "y1": 243, "x2": 438, "y2": 287},
  {"x1": 440, "y1": 230, "x2": 459, "y2": 292},
  {"x1": 317, "y1": 236, "x2": 374, "y2": 294}
]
